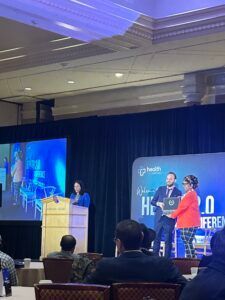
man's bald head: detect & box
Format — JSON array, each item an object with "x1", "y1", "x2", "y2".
[{"x1": 60, "y1": 235, "x2": 76, "y2": 252}]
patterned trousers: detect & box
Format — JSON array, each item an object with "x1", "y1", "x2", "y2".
[
  {"x1": 180, "y1": 227, "x2": 197, "y2": 258},
  {"x1": 13, "y1": 181, "x2": 22, "y2": 204}
]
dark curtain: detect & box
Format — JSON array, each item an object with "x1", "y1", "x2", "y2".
[
  {"x1": 0, "y1": 104, "x2": 225, "y2": 258},
  {"x1": 0, "y1": 221, "x2": 41, "y2": 259}
]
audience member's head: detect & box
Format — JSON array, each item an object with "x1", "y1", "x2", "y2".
[
  {"x1": 60, "y1": 235, "x2": 76, "y2": 253},
  {"x1": 115, "y1": 219, "x2": 143, "y2": 253},
  {"x1": 139, "y1": 223, "x2": 156, "y2": 249},
  {"x1": 210, "y1": 228, "x2": 225, "y2": 258}
]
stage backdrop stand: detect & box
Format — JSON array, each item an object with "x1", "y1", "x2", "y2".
[{"x1": 41, "y1": 196, "x2": 88, "y2": 258}]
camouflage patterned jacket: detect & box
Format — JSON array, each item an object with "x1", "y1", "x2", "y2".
[{"x1": 47, "y1": 250, "x2": 95, "y2": 283}]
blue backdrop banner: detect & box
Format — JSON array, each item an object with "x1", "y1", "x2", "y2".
[{"x1": 131, "y1": 153, "x2": 225, "y2": 230}]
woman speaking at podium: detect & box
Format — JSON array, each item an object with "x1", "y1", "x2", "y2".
[
  {"x1": 168, "y1": 175, "x2": 201, "y2": 258},
  {"x1": 70, "y1": 180, "x2": 90, "y2": 208}
]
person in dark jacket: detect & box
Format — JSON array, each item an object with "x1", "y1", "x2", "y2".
[
  {"x1": 151, "y1": 172, "x2": 182, "y2": 258},
  {"x1": 198, "y1": 230, "x2": 217, "y2": 268},
  {"x1": 86, "y1": 219, "x2": 186, "y2": 287},
  {"x1": 180, "y1": 227, "x2": 225, "y2": 300},
  {"x1": 139, "y1": 223, "x2": 156, "y2": 256}
]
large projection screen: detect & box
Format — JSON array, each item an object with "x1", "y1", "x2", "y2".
[{"x1": 0, "y1": 138, "x2": 67, "y2": 221}]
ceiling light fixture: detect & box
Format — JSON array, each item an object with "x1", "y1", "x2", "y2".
[
  {"x1": 67, "y1": 80, "x2": 75, "y2": 84},
  {"x1": 70, "y1": 0, "x2": 95, "y2": 9},
  {"x1": 50, "y1": 37, "x2": 72, "y2": 43},
  {"x1": 114, "y1": 3, "x2": 143, "y2": 15},
  {"x1": 55, "y1": 22, "x2": 81, "y2": 32},
  {"x1": 0, "y1": 47, "x2": 23, "y2": 54},
  {"x1": 24, "y1": 87, "x2": 32, "y2": 91},
  {"x1": 52, "y1": 43, "x2": 87, "y2": 51},
  {"x1": 0, "y1": 55, "x2": 26, "y2": 62},
  {"x1": 115, "y1": 73, "x2": 124, "y2": 78}
]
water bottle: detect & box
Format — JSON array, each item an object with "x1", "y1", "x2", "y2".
[
  {"x1": 0, "y1": 259, "x2": 4, "y2": 297},
  {"x1": 2, "y1": 268, "x2": 12, "y2": 297}
]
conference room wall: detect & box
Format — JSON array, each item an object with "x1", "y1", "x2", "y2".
[
  {"x1": 0, "y1": 102, "x2": 20, "y2": 127},
  {"x1": 0, "y1": 104, "x2": 225, "y2": 258}
]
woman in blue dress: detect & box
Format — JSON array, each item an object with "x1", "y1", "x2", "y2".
[{"x1": 70, "y1": 180, "x2": 90, "y2": 208}]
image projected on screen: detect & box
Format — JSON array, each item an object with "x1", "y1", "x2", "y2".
[{"x1": 0, "y1": 138, "x2": 66, "y2": 220}]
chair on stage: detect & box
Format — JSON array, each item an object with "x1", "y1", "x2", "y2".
[
  {"x1": 159, "y1": 229, "x2": 178, "y2": 258},
  {"x1": 20, "y1": 180, "x2": 37, "y2": 212},
  {"x1": 42, "y1": 258, "x2": 73, "y2": 283},
  {"x1": 172, "y1": 258, "x2": 200, "y2": 274},
  {"x1": 112, "y1": 282, "x2": 181, "y2": 300},
  {"x1": 194, "y1": 228, "x2": 215, "y2": 256},
  {"x1": 35, "y1": 283, "x2": 110, "y2": 300},
  {"x1": 34, "y1": 198, "x2": 42, "y2": 219},
  {"x1": 34, "y1": 185, "x2": 56, "y2": 219}
]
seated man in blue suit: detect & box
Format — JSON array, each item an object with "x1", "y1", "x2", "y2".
[
  {"x1": 180, "y1": 228, "x2": 225, "y2": 300},
  {"x1": 86, "y1": 219, "x2": 186, "y2": 287},
  {"x1": 151, "y1": 172, "x2": 182, "y2": 258}
]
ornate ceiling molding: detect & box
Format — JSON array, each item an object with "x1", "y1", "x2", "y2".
[
  {"x1": 153, "y1": 5, "x2": 225, "y2": 42},
  {"x1": 2, "y1": 1, "x2": 225, "y2": 44},
  {"x1": 2, "y1": 4, "x2": 225, "y2": 74}
]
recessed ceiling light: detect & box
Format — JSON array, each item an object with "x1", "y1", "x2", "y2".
[
  {"x1": 115, "y1": 73, "x2": 124, "y2": 78},
  {"x1": 0, "y1": 47, "x2": 23, "y2": 54},
  {"x1": 67, "y1": 80, "x2": 75, "y2": 84},
  {"x1": 55, "y1": 22, "x2": 81, "y2": 32},
  {"x1": 70, "y1": 0, "x2": 95, "y2": 9},
  {"x1": 114, "y1": 3, "x2": 143, "y2": 15},
  {"x1": 24, "y1": 87, "x2": 32, "y2": 91},
  {"x1": 50, "y1": 37, "x2": 72, "y2": 43},
  {"x1": 0, "y1": 55, "x2": 26, "y2": 62},
  {"x1": 52, "y1": 43, "x2": 87, "y2": 51}
]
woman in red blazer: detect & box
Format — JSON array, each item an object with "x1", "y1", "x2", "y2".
[{"x1": 168, "y1": 175, "x2": 201, "y2": 258}]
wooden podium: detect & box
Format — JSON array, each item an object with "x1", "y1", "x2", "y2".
[{"x1": 41, "y1": 196, "x2": 88, "y2": 258}]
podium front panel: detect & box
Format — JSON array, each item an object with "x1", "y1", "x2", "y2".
[
  {"x1": 69, "y1": 205, "x2": 88, "y2": 254},
  {"x1": 69, "y1": 215, "x2": 86, "y2": 227},
  {"x1": 70, "y1": 227, "x2": 88, "y2": 253},
  {"x1": 42, "y1": 228, "x2": 68, "y2": 256},
  {"x1": 44, "y1": 215, "x2": 69, "y2": 227},
  {"x1": 41, "y1": 197, "x2": 89, "y2": 257}
]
